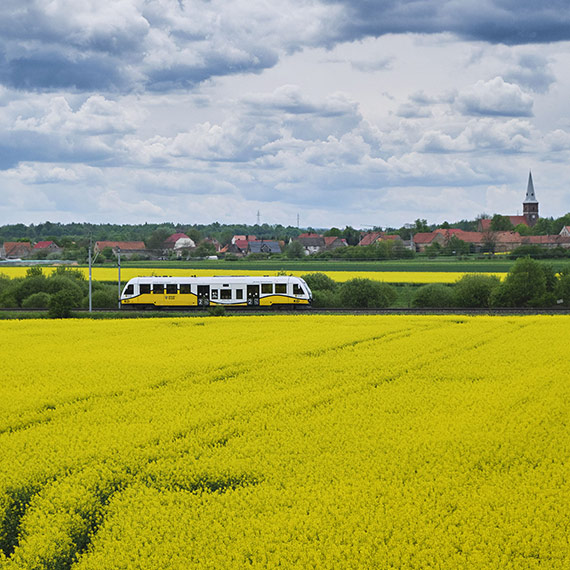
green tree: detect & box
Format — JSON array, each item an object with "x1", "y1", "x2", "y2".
[
  {"x1": 285, "y1": 240, "x2": 305, "y2": 259},
  {"x1": 342, "y1": 226, "x2": 361, "y2": 246},
  {"x1": 443, "y1": 236, "x2": 470, "y2": 256},
  {"x1": 146, "y1": 228, "x2": 172, "y2": 250},
  {"x1": 414, "y1": 219, "x2": 430, "y2": 233},
  {"x1": 490, "y1": 214, "x2": 514, "y2": 232},
  {"x1": 339, "y1": 279, "x2": 397, "y2": 308},
  {"x1": 490, "y1": 256, "x2": 548, "y2": 307},
  {"x1": 454, "y1": 274, "x2": 500, "y2": 308},
  {"x1": 513, "y1": 223, "x2": 532, "y2": 236},
  {"x1": 190, "y1": 241, "x2": 217, "y2": 258}
]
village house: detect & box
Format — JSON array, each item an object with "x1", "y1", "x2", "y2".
[
  {"x1": 1, "y1": 241, "x2": 33, "y2": 259},
  {"x1": 248, "y1": 240, "x2": 282, "y2": 255},
  {"x1": 296, "y1": 233, "x2": 326, "y2": 255},
  {"x1": 33, "y1": 241, "x2": 63, "y2": 255},
  {"x1": 560, "y1": 226, "x2": 570, "y2": 237},
  {"x1": 163, "y1": 233, "x2": 196, "y2": 257},
  {"x1": 324, "y1": 236, "x2": 348, "y2": 250},
  {"x1": 94, "y1": 241, "x2": 147, "y2": 259}
]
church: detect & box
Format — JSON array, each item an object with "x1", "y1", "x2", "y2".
[{"x1": 478, "y1": 171, "x2": 539, "y2": 231}]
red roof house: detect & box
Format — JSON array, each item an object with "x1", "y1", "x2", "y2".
[{"x1": 2, "y1": 242, "x2": 32, "y2": 259}]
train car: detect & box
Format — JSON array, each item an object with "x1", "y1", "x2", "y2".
[{"x1": 120, "y1": 275, "x2": 312, "y2": 309}]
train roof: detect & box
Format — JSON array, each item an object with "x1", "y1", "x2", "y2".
[{"x1": 126, "y1": 275, "x2": 307, "y2": 283}]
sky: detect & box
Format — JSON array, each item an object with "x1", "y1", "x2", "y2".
[{"x1": 2, "y1": 0, "x2": 570, "y2": 229}]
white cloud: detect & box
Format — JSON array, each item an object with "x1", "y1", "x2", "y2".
[{"x1": 456, "y1": 77, "x2": 534, "y2": 117}]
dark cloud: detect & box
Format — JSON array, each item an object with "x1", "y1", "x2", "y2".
[
  {"x1": 324, "y1": 0, "x2": 570, "y2": 45},
  {"x1": 2, "y1": 1, "x2": 569, "y2": 95},
  {"x1": 503, "y1": 53, "x2": 556, "y2": 93},
  {"x1": 1, "y1": 52, "x2": 129, "y2": 91}
]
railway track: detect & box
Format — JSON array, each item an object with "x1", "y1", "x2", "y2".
[{"x1": 2, "y1": 306, "x2": 570, "y2": 316}]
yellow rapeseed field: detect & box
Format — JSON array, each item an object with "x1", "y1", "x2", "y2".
[
  {"x1": 1, "y1": 315, "x2": 569, "y2": 569},
  {"x1": 0, "y1": 266, "x2": 504, "y2": 283}
]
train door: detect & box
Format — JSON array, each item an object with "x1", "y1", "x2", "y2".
[
  {"x1": 197, "y1": 285, "x2": 210, "y2": 306},
  {"x1": 247, "y1": 284, "x2": 260, "y2": 305}
]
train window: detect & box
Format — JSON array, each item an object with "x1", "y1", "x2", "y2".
[
  {"x1": 166, "y1": 284, "x2": 177, "y2": 295},
  {"x1": 220, "y1": 289, "x2": 232, "y2": 299},
  {"x1": 140, "y1": 284, "x2": 151, "y2": 294},
  {"x1": 153, "y1": 284, "x2": 165, "y2": 294},
  {"x1": 293, "y1": 284, "x2": 304, "y2": 296},
  {"x1": 211, "y1": 290, "x2": 218, "y2": 299},
  {"x1": 275, "y1": 283, "x2": 286, "y2": 294},
  {"x1": 179, "y1": 284, "x2": 191, "y2": 294},
  {"x1": 236, "y1": 289, "x2": 243, "y2": 299},
  {"x1": 124, "y1": 284, "x2": 134, "y2": 296},
  {"x1": 261, "y1": 283, "x2": 272, "y2": 294}
]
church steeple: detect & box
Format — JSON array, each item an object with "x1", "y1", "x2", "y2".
[{"x1": 523, "y1": 170, "x2": 539, "y2": 226}]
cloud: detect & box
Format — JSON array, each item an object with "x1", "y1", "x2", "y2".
[
  {"x1": 324, "y1": 1, "x2": 570, "y2": 45},
  {"x1": 456, "y1": 77, "x2": 534, "y2": 117},
  {"x1": 0, "y1": 0, "x2": 336, "y2": 93},
  {"x1": 503, "y1": 53, "x2": 556, "y2": 93},
  {"x1": 2, "y1": 1, "x2": 569, "y2": 97}
]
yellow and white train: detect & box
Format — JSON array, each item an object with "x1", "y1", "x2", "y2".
[{"x1": 120, "y1": 275, "x2": 312, "y2": 309}]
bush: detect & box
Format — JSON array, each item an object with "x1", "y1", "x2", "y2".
[
  {"x1": 555, "y1": 273, "x2": 570, "y2": 306},
  {"x1": 22, "y1": 292, "x2": 51, "y2": 308},
  {"x1": 0, "y1": 292, "x2": 18, "y2": 308},
  {"x1": 45, "y1": 276, "x2": 85, "y2": 300},
  {"x1": 413, "y1": 284, "x2": 455, "y2": 308},
  {"x1": 339, "y1": 278, "x2": 397, "y2": 308},
  {"x1": 91, "y1": 289, "x2": 118, "y2": 309},
  {"x1": 13, "y1": 276, "x2": 48, "y2": 305},
  {"x1": 454, "y1": 274, "x2": 501, "y2": 308},
  {"x1": 311, "y1": 289, "x2": 341, "y2": 308},
  {"x1": 48, "y1": 289, "x2": 81, "y2": 318},
  {"x1": 490, "y1": 256, "x2": 546, "y2": 307},
  {"x1": 301, "y1": 273, "x2": 337, "y2": 292}
]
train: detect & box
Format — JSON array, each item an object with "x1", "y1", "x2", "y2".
[{"x1": 120, "y1": 275, "x2": 312, "y2": 309}]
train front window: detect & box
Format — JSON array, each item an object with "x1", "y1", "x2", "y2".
[
  {"x1": 166, "y1": 284, "x2": 177, "y2": 295},
  {"x1": 293, "y1": 284, "x2": 304, "y2": 296},
  {"x1": 179, "y1": 284, "x2": 191, "y2": 294},
  {"x1": 153, "y1": 283, "x2": 165, "y2": 294},
  {"x1": 124, "y1": 284, "x2": 134, "y2": 296},
  {"x1": 261, "y1": 283, "x2": 273, "y2": 294},
  {"x1": 140, "y1": 284, "x2": 151, "y2": 294}
]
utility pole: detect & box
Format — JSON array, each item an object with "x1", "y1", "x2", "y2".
[
  {"x1": 117, "y1": 247, "x2": 121, "y2": 310},
  {"x1": 88, "y1": 238, "x2": 92, "y2": 313}
]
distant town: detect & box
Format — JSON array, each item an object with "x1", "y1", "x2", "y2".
[{"x1": 2, "y1": 173, "x2": 570, "y2": 262}]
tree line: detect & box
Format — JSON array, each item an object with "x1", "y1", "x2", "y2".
[{"x1": 303, "y1": 257, "x2": 570, "y2": 309}]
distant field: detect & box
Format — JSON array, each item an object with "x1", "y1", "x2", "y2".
[
  {"x1": 0, "y1": 266, "x2": 506, "y2": 284},
  {"x1": 124, "y1": 258, "x2": 517, "y2": 273},
  {"x1": 1, "y1": 315, "x2": 568, "y2": 569}
]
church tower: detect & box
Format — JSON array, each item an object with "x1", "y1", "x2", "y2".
[{"x1": 523, "y1": 171, "x2": 539, "y2": 227}]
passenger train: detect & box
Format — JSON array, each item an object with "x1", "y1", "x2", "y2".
[{"x1": 120, "y1": 275, "x2": 312, "y2": 309}]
